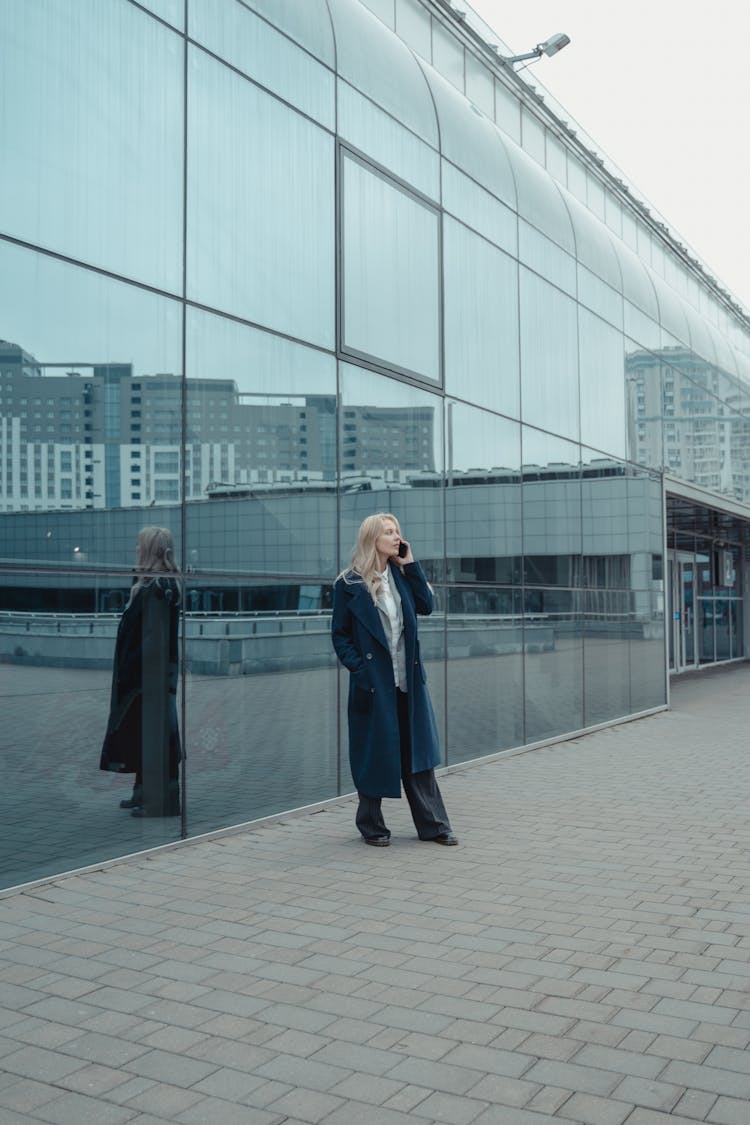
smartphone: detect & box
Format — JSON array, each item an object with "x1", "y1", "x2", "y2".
[{"x1": 397, "y1": 541, "x2": 408, "y2": 558}]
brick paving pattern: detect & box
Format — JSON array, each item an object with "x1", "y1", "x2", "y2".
[{"x1": 0, "y1": 663, "x2": 749, "y2": 1123}]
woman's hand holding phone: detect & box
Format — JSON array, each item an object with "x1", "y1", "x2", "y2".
[{"x1": 397, "y1": 538, "x2": 413, "y2": 563}]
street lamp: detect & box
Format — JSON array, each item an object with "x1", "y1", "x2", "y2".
[{"x1": 501, "y1": 33, "x2": 571, "y2": 66}]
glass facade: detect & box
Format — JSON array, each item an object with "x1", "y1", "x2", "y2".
[{"x1": 2, "y1": 0, "x2": 749, "y2": 890}]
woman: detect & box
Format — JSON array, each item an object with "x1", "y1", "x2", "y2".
[
  {"x1": 332, "y1": 513, "x2": 457, "y2": 847},
  {"x1": 100, "y1": 526, "x2": 181, "y2": 817}
]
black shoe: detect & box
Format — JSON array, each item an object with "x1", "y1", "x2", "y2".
[
  {"x1": 364, "y1": 836, "x2": 390, "y2": 847},
  {"x1": 131, "y1": 780, "x2": 180, "y2": 817},
  {"x1": 432, "y1": 833, "x2": 458, "y2": 846},
  {"x1": 119, "y1": 785, "x2": 142, "y2": 810}
]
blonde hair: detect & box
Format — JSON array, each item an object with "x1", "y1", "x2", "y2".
[
  {"x1": 340, "y1": 513, "x2": 403, "y2": 604},
  {"x1": 129, "y1": 526, "x2": 178, "y2": 604}
]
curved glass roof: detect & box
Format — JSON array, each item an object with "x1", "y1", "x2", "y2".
[
  {"x1": 680, "y1": 296, "x2": 718, "y2": 368},
  {"x1": 610, "y1": 239, "x2": 659, "y2": 321},
  {"x1": 650, "y1": 272, "x2": 691, "y2": 348},
  {"x1": 708, "y1": 324, "x2": 739, "y2": 377},
  {"x1": 327, "y1": 0, "x2": 438, "y2": 146},
  {"x1": 245, "y1": 0, "x2": 334, "y2": 67},
  {"x1": 501, "y1": 141, "x2": 575, "y2": 254},
  {"x1": 733, "y1": 349, "x2": 750, "y2": 386},
  {"x1": 561, "y1": 191, "x2": 622, "y2": 291},
  {"x1": 417, "y1": 63, "x2": 516, "y2": 211}
]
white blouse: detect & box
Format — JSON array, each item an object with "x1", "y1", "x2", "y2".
[{"x1": 378, "y1": 568, "x2": 405, "y2": 689}]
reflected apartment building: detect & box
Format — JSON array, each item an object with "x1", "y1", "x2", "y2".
[{"x1": 2, "y1": 0, "x2": 750, "y2": 890}]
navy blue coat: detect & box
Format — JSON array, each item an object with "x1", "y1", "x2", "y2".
[{"x1": 332, "y1": 561, "x2": 441, "y2": 798}]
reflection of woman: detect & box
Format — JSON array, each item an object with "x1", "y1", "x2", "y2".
[
  {"x1": 100, "y1": 527, "x2": 181, "y2": 817},
  {"x1": 332, "y1": 514, "x2": 457, "y2": 847}
]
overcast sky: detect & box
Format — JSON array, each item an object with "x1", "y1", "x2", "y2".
[{"x1": 465, "y1": 0, "x2": 750, "y2": 314}]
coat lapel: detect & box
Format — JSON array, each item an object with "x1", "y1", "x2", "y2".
[{"x1": 347, "y1": 579, "x2": 389, "y2": 650}]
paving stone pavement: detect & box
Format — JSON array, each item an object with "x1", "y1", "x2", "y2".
[{"x1": 1, "y1": 663, "x2": 750, "y2": 1124}]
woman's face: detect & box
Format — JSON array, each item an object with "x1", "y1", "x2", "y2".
[{"x1": 375, "y1": 519, "x2": 401, "y2": 562}]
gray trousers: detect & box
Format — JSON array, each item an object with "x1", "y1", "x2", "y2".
[{"x1": 356, "y1": 688, "x2": 452, "y2": 841}]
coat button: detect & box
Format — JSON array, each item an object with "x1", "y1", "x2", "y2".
[{"x1": 366, "y1": 652, "x2": 373, "y2": 660}]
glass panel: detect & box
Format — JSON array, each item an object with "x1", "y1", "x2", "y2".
[
  {"x1": 445, "y1": 401, "x2": 521, "y2": 584},
  {"x1": 683, "y1": 559, "x2": 696, "y2": 665},
  {"x1": 621, "y1": 209, "x2": 638, "y2": 251},
  {"x1": 708, "y1": 324, "x2": 739, "y2": 378},
  {"x1": 465, "y1": 52, "x2": 494, "y2": 117},
  {"x1": 187, "y1": 48, "x2": 335, "y2": 349},
  {"x1": 395, "y1": 0, "x2": 431, "y2": 59},
  {"x1": 518, "y1": 222, "x2": 576, "y2": 297},
  {"x1": 338, "y1": 364, "x2": 444, "y2": 578},
  {"x1": 504, "y1": 143, "x2": 575, "y2": 253},
  {"x1": 327, "y1": 0, "x2": 438, "y2": 145},
  {"x1": 431, "y1": 18, "x2": 464, "y2": 90},
  {"x1": 520, "y1": 106, "x2": 545, "y2": 164},
  {"x1": 664, "y1": 360, "x2": 725, "y2": 493},
  {"x1": 629, "y1": 465, "x2": 664, "y2": 570},
  {"x1": 138, "y1": 0, "x2": 184, "y2": 29},
  {"x1": 577, "y1": 266, "x2": 623, "y2": 329},
  {"x1": 359, "y1": 0, "x2": 395, "y2": 25},
  {"x1": 2, "y1": 586, "x2": 184, "y2": 889},
  {"x1": 342, "y1": 153, "x2": 440, "y2": 382},
  {"x1": 652, "y1": 273, "x2": 690, "y2": 349},
  {"x1": 579, "y1": 309, "x2": 627, "y2": 458},
  {"x1": 682, "y1": 300, "x2": 718, "y2": 368},
  {"x1": 545, "y1": 132, "x2": 567, "y2": 184},
  {"x1": 566, "y1": 153, "x2": 587, "y2": 201},
  {"x1": 494, "y1": 78, "x2": 521, "y2": 143},
  {"x1": 0, "y1": 242, "x2": 182, "y2": 558},
  {"x1": 184, "y1": 577, "x2": 339, "y2": 834},
  {"x1": 442, "y1": 163, "x2": 517, "y2": 257},
  {"x1": 418, "y1": 65, "x2": 517, "y2": 210},
  {"x1": 0, "y1": 241, "x2": 185, "y2": 884},
  {"x1": 726, "y1": 406, "x2": 750, "y2": 504},
  {"x1": 520, "y1": 269, "x2": 579, "y2": 439},
  {"x1": 522, "y1": 429, "x2": 582, "y2": 588},
  {"x1": 185, "y1": 307, "x2": 337, "y2": 576},
  {"x1": 624, "y1": 302, "x2": 661, "y2": 351},
  {"x1": 180, "y1": 311, "x2": 340, "y2": 837},
  {"x1": 716, "y1": 366, "x2": 750, "y2": 419},
  {"x1": 338, "y1": 80, "x2": 440, "y2": 200},
  {"x1": 629, "y1": 590, "x2": 666, "y2": 710},
  {"x1": 239, "y1": 0, "x2": 335, "y2": 65},
  {"x1": 713, "y1": 598, "x2": 733, "y2": 661},
  {"x1": 524, "y1": 587, "x2": 583, "y2": 743},
  {"x1": 586, "y1": 173, "x2": 606, "y2": 220},
  {"x1": 447, "y1": 585, "x2": 524, "y2": 762},
  {"x1": 583, "y1": 606, "x2": 631, "y2": 725},
  {"x1": 580, "y1": 450, "x2": 633, "y2": 724},
  {"x1": 626, "y1": 346, "x2": 664, "y2": 474},
  {"x1": 613, "y1": 241, "x2": 659, "y2": 319},
  {"x1": 636, "y1": 223, "x2": 653, "y2": 268},
  {"x1": 1, "y1": 0, "x2": 183, "y2": 292},
  {"x1": 189, "y1": 0, "x2": 335, "y2": 129},
  {"x1": 629, "y1": 477, "x2": 665, "y2": 702},
  {"x1": 735, "y1": 351, "x2": 750, "y2": 388},
  {"x1": 443, "y1": 219, "x2": 520, "y2": 415},
  {"x1": 563, "y1": 192, "x2": 622, "y2": 290},
  {"x1": 605, "y1": 193, "x2": 623, "y2": 238}
]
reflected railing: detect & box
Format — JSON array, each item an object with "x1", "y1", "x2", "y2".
[{"x1": 0, "y1": 597, "x2": 667, "y2": 674}]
